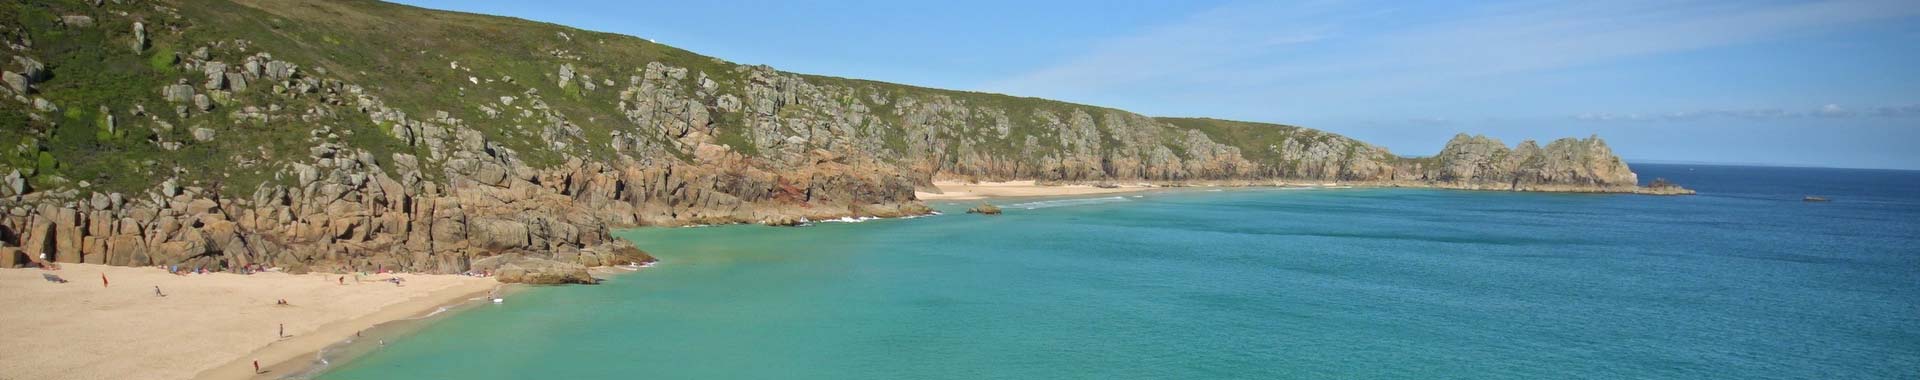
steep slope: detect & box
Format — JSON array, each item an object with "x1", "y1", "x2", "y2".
[{"x1": 0, "y1": 0, "x2": 1687, "y2": 274}]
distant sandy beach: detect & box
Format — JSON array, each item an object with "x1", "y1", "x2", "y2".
[
  {"x1": 915, "y1": 180, "x2": 1158, "y2": 200},
  {"x1": 0, "y1": 264, "x2": 496, "y2": 380}
]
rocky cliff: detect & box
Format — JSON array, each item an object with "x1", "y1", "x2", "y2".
[{"x1": 0, "y1": 0, "x2": 1687, "y2": 275}]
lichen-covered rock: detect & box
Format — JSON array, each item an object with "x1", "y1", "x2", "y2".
[
  {"x1": 265, "y1": 61, "x2": 297, "y2": 80},
  {"x1": 5, "y1": 170, "x2": 27, "y2": 196},
  {"x1": 60, "y1": 15, "x2": 94, "y2": 28},
  {"x1": 192, "y1": 94, "x2": 214, "y2": 111},
  {"x1": 2, "y1": 71, "x2": 27, "y2": 94},
  {"x1": 163, "y1": 81, "x2": 195, "y2": 103},
  {"x1": 190, "y1": 128, "x2": 216, "y2": 142},
  {"x1": 130, "y1": 22, "x2": 147, "y2": 52},
  {"x1": 31, "y1": 98, "x2": 57, "y2": 113},
  {"x1": 13, "y1": 56, "x2": 45, "y2": 81},
  {"x1": 967, "y1": 203, "x2": 1001, "y2": 215}
]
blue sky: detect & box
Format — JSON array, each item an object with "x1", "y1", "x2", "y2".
[{"x1": 393, "y1": 0, "x2": 1920, "y2": 170}]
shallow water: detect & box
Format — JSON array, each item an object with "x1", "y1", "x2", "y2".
[{"x1": 318, "y1": 164, "x2": 1920, "y2": 379}]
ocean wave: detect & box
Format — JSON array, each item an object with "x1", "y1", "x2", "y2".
[{"x1": 1006, "y1": 196, "x2": 1131, "y2": 210}]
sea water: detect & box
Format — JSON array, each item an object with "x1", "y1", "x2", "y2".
[{"x1": 317, "y1": 164, "x2": 1920, "y2": 379}]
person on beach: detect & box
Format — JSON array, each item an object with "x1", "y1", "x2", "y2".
[
  {"x1": 338, "y1": 276, "x2": 345, "y2": 285},
  {"x1": 253, "y1": 360, "x2": 260, "y2": 374},
  {"x1": 153, "y1": 286, "x2": 165, "y2": 297},
  {"x1": 100, "y1": 273, "x2": 109, "y2": 287},
  {"x1": 279, "y1": 323, "x2": 285, "y2": 338}
]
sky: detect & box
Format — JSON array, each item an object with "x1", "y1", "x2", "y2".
[{"x1": 392, "y1": 0, "x2": 1920, "y2": 170}]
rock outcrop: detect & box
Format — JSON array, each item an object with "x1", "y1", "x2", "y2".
[
  {"x1": 1405, "y1": 134, "x2": 1685, "y2": 194},
  {"x1": 0, "y1": 0, "x2": 1687, "y2": 275}
]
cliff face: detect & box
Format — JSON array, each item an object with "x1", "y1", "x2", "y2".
[
  {"x1": 1413, "y1": 134, "x2": 1652, "y2": 192},
  {"x1": 0, "y1": 0, "x2": 1684, "y2": 273}
]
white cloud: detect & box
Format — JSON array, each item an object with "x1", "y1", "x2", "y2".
[
  {"x1": 1818, "y1": 104, "x2": 1852, "y2": 117},
  {"x1": 1572, "y1": 104, "x2": 1920, "y2": 122},
  {"x1": 983, "y1": 0, "x2": 1920, "y2": 117}
]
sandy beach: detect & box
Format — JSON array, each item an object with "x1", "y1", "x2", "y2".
[
  {"x1": 915, "y1": 180, "x2": 1158, "y2": 200},
  {"x1": 0, "y1": 264, "x2": 497, "y2": 380}
]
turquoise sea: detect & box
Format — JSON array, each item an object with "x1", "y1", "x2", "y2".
[{"x1": 317, "y1": 164, "x2": 1920, "y2": 379}]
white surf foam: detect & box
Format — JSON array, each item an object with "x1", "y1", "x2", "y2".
[
  {"x1": 421, "y1": 306, "x2": 450, "y2": 318},
  {"x1": 1005, "y1": 196, "x2": 1131, "y2": 210}
]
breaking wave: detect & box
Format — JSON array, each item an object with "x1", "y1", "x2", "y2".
[{"x1": 1005, "y1": 196, "x2": 1131, "y2": 210}]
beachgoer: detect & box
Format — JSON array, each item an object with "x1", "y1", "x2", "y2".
[
  {"x1": 101, "y1": 273, "x2": 109, "y2": 287},
  {"x1": 279, "y1": 323, "x2": 284, "y2": 338},
  {"x1": 153, "y1": 286, "x2": 164, "y2": 297},
  {"x1": 338, "y1": 276, "x2": 345, "y2": 285},
  {"x1": 253, "y1": 360, "x2": 260, "y2": 374}
]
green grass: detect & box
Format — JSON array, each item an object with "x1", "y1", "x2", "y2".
[{"x1": 148, "y1": 45, "x2": 178, "y2": 72}]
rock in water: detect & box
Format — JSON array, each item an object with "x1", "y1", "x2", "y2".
[
  {"x1": 967, "y1": 203, "x2": 1002, "y2": 215},
  {"x1": 481, "y1": 255, "x2": 597, "y2": 284}
]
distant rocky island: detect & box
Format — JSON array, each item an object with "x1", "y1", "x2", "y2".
[{"x1": 0, "y1": 0, "x2": 1688, "y2": 281}]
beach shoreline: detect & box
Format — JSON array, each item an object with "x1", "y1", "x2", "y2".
[
  {"x1": 193, "y1": 282, "x2": 501, "y2": 380},
  {"x1": 0, "y1": 264, "x2": 497, "y2": 380},
  {"x1": 242, "y1": 263, "x2": 653, "y2": 380}
]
